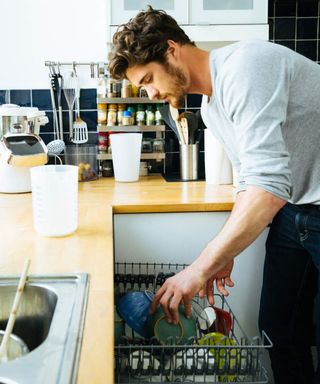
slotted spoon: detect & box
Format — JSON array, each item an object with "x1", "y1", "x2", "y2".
[{"x1": 72, "y1": 73, "x2": 88, "y2": 144}]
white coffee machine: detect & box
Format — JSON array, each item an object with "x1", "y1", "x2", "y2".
[{"x1": 0, "y1": 104, "x2": 49, "y2": 193}]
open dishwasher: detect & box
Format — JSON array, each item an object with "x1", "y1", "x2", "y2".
[{"x1": 114, "y1": 262, "x2": 272, "y2": 383}]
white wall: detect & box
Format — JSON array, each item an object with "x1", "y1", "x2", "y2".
[{"x1": 0, "y1": 0, "x2": 108, "y2": 89}]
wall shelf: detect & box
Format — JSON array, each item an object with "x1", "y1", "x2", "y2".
[
  {"x1": 98, "y1": 124, "x2": 165, "y2": 132},
  {"x1": 97, "y1": 153, "x2": 165, "y2": 161},
  {"x1": 97, "y1": 97, "x2": 164, "y2": 104}
]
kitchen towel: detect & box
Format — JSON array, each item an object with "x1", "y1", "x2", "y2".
[{"x1": 204, "y1": 129, "x2": 233, "y2": 185}]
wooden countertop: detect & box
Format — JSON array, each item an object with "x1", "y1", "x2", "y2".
[{"x1": 0, "y1": 175, "x2": 235, "y2": 383}]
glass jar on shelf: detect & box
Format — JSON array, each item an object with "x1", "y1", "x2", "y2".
[
  {"x1": 132, "y1": 84, "x2": 140, "y2": 97},
  {"x1": 155, "y1": 104, "x2": 164, "y2": 125},
  {"x1": 122, "y1": 110, "x2": 132, "y2": 126},
  {"x1": 97, "y1": 103, "x2": 107, "y2": 125},
  {"x1": 136, "y1": 104, "x2": 146, "y2": 126},
  {"x1": 146, "y1": 105, "x2": 155, "y2": 126},
  {"x1": 117, "y1": 104, "x2": 126, "y2": 126},
  {"x1": 98, "y1": 132, "x2": 108, "y2": 153},
  {"x1": 153, "y1": 138, "x2": 164, "y2": 153},
  {"x1": 139, "y1": 87, "x2": 148, "y2": 98},
  {"x1": 127, "y1": 106, "x2": 136, "y2": 125},
  {"x1": 107, "y1": 76, "x2": 117, "y2": 98},
  {"x1": 107, "y1": 104, "x2": 118, "y2": 126},
  {"x1": 142, "y1": 138, "x2": 153, "y2": 153},
  {"x1": 121, "y1": 79, "x2": 132, "y2": 98}
]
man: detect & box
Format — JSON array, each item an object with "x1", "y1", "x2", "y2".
[{"x1": 109, "y1": 6, "x2": 320, "y2": 384}]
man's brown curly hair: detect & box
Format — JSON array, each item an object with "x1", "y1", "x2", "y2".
[{"x1": 108, "y1": 6, "x2": 195, "y2": 80}]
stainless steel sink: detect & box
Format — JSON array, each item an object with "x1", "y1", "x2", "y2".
[{"x1": 0, "y1": 274, "x2": 89, "y2": 384}]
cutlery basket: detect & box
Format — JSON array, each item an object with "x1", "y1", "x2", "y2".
[{"x1": 114, "y1": 262, "x2": 272, "y2": 383}]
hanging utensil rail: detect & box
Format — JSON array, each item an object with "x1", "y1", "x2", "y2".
[{"x1": 45, "y1": 61, "x2": 107, "y2": 78}]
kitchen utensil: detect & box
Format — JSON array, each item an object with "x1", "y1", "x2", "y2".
[
  {"x1": 48, "y1": 74, "x2": 65, "y2": 153},
  {"x1": 30, "y1": 165, "x2": 78, "y2": 237},
  {"x1": 116, "y1": 290, "x2": 154, "y2": 337},
  {"x1": 180, "y1": 111, "x2": 199, "y2": 144},
  {"x1": 63, "y1": 71, "x2": 77, "y2": 140},
  {"x1": 56, "y1": 67, "x2": 64, "y2": 142},
  {"x1": 158, "y1": 103, "x2": 180, "y2": 141},
  {"x1": 169, "y1": 105, "x2": 185, "y2": 144},
  {"x1": 0, "y1": 259, "x2": 31, "y2": 363},
  {"x1": 180, "y1": 143, "x2": 199, "y2": 181},
  {"x1": 47, "y1": 139, "x2": 65, "y2": 155},
  {"x1": 179, "y1": 117, "x2": 189, "y2": 144},
  {"x1": 72, "y1": 75, "x2": 88, "y2": 144}
]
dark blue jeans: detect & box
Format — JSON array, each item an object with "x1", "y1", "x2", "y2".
[{"x1": 259, "y1": 203, "x2": 320, "y2": 384}]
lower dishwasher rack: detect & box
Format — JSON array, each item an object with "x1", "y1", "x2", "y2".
[{"x1": 114, "y1": 262, "x2": 272, "y2": 384}]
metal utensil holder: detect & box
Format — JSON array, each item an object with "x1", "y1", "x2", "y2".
[
  {"x1": 180, "y1": 143, "x2": 199, "y2": 181},
  {"x1": 114, "y1": 262, "x2": 272, "y2": 384}
]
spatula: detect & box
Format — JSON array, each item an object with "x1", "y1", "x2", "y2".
[
  {"x1": 0, "y1": 259, "x2": 31, "y2": 363},
  {"x1": 72, "y1": 74, "x2": 88, "y2": 144}
]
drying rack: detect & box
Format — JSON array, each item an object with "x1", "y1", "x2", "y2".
[{"x1": 114, "y1": 262, "x2": 272, "y2": 384}]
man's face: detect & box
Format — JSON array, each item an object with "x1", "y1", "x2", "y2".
[{"x1": 126, "y1": 60, "x2": 189, "y2": 108}]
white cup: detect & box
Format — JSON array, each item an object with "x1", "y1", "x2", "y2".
[
  {"x1": 110, "y1": 133, "x2": 142, "y2": 182},
  {"x1": 30, "y1": 165, "x2": 78, "y2": 237}
]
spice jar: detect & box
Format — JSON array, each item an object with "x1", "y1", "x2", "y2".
[
  {"x1": 153, "y1": 138, "x2": 164, "y2": 153},
  {"x1": 121, "y1": 79, "x2": 132, "y2": 98},
  {"x1": 97, "y1": 103, "x2": 107, "y2": 125},
  {"x1": 122, "y1": 110, "x2": 132, "y2": 126},
  {"x1": 142, "y1": 138, "x2": 153, "y2": 153},
  {"x1": 107, "y1": 104, "x2": 117, "y2": 126},
  {"x1": 146, "y1": 105, "x2": 155, "y2": 126},
  {"x1": 127, "y1": 106, "x2": 136, "y2": 125},
  {"x1": 155, "y1": 104, "x2": 164, "y2": 125},
  {"x1": 136, "y1": 104, "x2": 146, "y2": 126},
  {"x1": 132, "y1": 84, "x2": 140, "y2": 97},
  {"x1": 98, "y1": 132, "x2": 108, "y2": 153},
  {"x1": 107, "y1": 77, "x2": 117, "y2": 98},
  {"x1": 117, "y1": 104, "x2": 126, "y2": 126}
]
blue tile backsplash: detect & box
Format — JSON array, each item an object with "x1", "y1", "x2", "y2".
[{"x1": 1, "y1": 0, "x2": 319, "y2": 177}]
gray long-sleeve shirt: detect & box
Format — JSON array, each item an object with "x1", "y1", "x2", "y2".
[{"x1": 201, "y1": 39, "x2": 320, "y2": 204}]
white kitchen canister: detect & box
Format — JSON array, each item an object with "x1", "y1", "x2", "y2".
[
  {"x1": 204, "y1": 129, "x2": 233, "y2": 185},
  {"x1": 110, "y1": 133, "x2": 142, "y2": 182},
  {"x1": 30, "y1": 165, "x2": 78, "y2": 237}
]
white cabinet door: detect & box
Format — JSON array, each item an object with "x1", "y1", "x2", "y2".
[
  {"x1": 190, "y1": 0, "x2": 267, "y2": 25},
  {"x1": 110, "y1": 0, "x2": 188, "y2": 25}
]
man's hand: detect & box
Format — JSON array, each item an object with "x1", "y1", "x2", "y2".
[
  {"x1": 150, "y1": 264, "x2": 208, "y2": 324},
  {"x1": 199, "y1": 260, "x2": 235, "y2": 305},
  {"x1": 150, "y1": 261, "x2": 234, "y2": 325}
]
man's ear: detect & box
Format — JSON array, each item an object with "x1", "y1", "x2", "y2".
[{"x1": 166, "y1": 40, "x2": 180, "y2": 61}]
